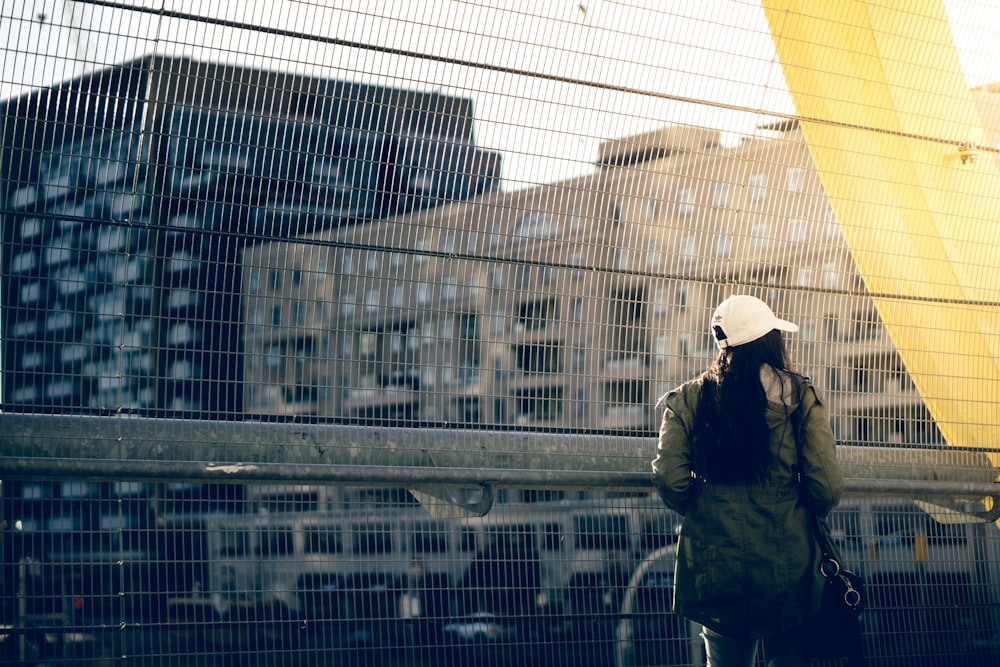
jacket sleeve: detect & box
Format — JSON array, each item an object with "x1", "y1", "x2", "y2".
[
  {"x1": 797, "y1": 382, "x2": 844, "y2": 516},
  {"x1": 651, "y1": 385, "x2": 697, "y2": 515}
]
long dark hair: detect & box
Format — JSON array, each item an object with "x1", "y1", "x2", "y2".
[{"x1": 692, "y1": 329, "x2": 793, "y2": 484}]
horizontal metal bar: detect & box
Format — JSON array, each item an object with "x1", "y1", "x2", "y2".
[
  {"x1": 1, "y1": 455, "x2": 997, "y2": 500},
  {"x1": 1, "y1": 414, "x2": 997, "y2": 499}
]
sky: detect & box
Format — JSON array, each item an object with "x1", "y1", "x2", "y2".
[{"x1": 2, "y1": 0, "x2": 1000, "y2": 189}]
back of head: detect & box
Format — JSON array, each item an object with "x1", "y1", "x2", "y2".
[
  {"x1": 694, "y1": 296, "x2": 798, "y2": 483},
  {"x1": 710, "y1": 294, "x2": 797, "y2": 350}
]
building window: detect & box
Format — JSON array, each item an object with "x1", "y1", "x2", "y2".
[
  {"x1": 608, "y1": 285, "x2": 646, "y2": 362},
  {"x1": 603, "y1": 380, "x2": 646, "y2": 424},
  {"x1": 613, "y1": 199, "x2": 626, "y2": 222},
  {"x1": 750, "y1": 222, "x2": 769, "y2": 250},
  {"x1": 439, "y1": 317, "x2": 455, "y2": 339},
  {"x1": 391, "y1": 285, "x2": 405, "y2": 307},
  {"x1": 341, "y1": 254, "x2": 355, "y2": 276},
  {"x1": 340, "y1": 292, "x2": 356, "y2": 318},
  {"x1": 414, "y1": 239, "x2": 428, "y2": 265},
  {"x1": 712, "y1": 181, "x2": 729, "y2": 207},
  {"x1": 488, "y1": 266, "x2": 504, "y2": 289},
  {"x1": 421, "y1": 366, "x2": 436, "y2": 389},
  {"x1": 824, "y1": 208, "x2": 841, "y2": 238},
  {"x1": 796, "y1": 267, "x2": 813, "y2": 287},
  {"x1": 493, "y1": 397, "x2": 507, "y2": 425},
  {"x1": 359, "y1": 331, "x2": 378, "y2": 358},
  {"x1": 852, "y1": 367, "x2": 885, "y2": 394},
  {"x1": 264, "y1": 343, "x2": 282, "y2": 370},
  {"x1": 516, "y1": 297, "x2": 558, "y2": 333},
  {"x1": 614, "y1": 249, "x2": 629, "y2": 271},
  {"x1": 824, "y1": 313, "x2": 839, "y2": 341},
  {"x1": 821, "y1": 262, "x2": 839, "y2": 289},
  {"x1": 852, "y1": 310, "x2": 879, "y2": 341},
  {"x1": 645, "y1": 241, "x2": 663, "y2": 269},
  {"x1": 714, "y1": 232, "x2": 732, "y2": 257},
  {"x1": 488, "y1": 222, "x2": 502, "y2": 248},
  {"x1": 514, "y1": 385, "x2": 563, "y2": 424},
  {"x1": 416, "y1": 283, "x2": 430, "y2": 306},
  {"x1": 800, "y1": 318, "x2": 815, "y2": 341},
  {"x1": 573, "y1": 389, "x2": 587, "y2": 419},
  {"x1": 679, "y1": 235, "x2": 697, "y2": 262},
  {"x1": 314, "y1": 254, "x2": 328, "y2": 278},
  {"x1": 653, "y1": 284, "x2": 668, "y2": 314},
  {"x1": 676, "y1": 283, "x2": 689, "y2": 310},
  {"x1": 407, "y1": 325, "x2": 422, "y2": 351},
  {"x1": 785, "y1": 167, "x2": 805, "y2": 192},
  {"x1": 363, "y1": 289, "x2": 380, "y2": 313},
  {"x1": 458, "y1": 312, "x2": 478, "y2": 340},
  {"x1": 676, "y1": 186, "x2": 695, "y2": 215},
  {"x1": 567, "y1": 206, "x2": 582, "y2": 233},
  {"x1": 654, "y1": 334, "x2": 669, "y2": 360},
  {"x1": 569, "y1": 252, "x2": 582, "y2": 280},
  {"x1": 491, "y1": 311, "x2": 505, "y2": 335},
  {"x1": 442, "y1": 276, "x2": 458, "y2": 302},
  {"x1": 678, "y1": 333, "x2": 692, "y2": 358},
  {"x1": 513, "y1": 342, "x2": 561, "y2": 374},
  {"x1": 516, "y1": 265, "x2": 532, "y2": 288},
  {"x1": 514, "y1": 212, "x2": 558, "y2": 241},
  {"x1": 787, "y1": 218, "x2": 807, "y2": 242},
  {"x1": 643, "y1": 195, "x2": 660, "y2": 219},
  {"x1": 749, "y1": 172, "x2": 767, "y2": 200},
  {"x1": 440, "y1": 233, "x2": 456, "y2": 253}
]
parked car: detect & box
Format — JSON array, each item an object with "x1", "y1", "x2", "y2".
[{"x1": 443, "y1": 612, "x2": 517, "y2": 644}]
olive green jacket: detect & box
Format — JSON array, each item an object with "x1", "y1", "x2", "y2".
[{"x1": 651, "y1": 367, "x2": 844, "y2": 639}]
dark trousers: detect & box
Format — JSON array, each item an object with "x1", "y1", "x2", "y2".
[{"x1": 702, "y1": 623, "x2": 810, "y2": 667}]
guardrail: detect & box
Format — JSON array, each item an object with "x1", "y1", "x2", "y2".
[{"x1": 2, "y1": 414, "x2": 998, "y2": 517}]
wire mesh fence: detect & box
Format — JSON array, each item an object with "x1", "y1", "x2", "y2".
[
  {"x1": 3, "y1": 481, "x2": 1000, "y2": 667},
  {"x1": 3, "y1": 1, "x2": 1000, "y2": 665}
]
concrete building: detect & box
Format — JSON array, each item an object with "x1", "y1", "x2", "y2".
[
  {"x1": 1, "y1": 55, "x2": 501, "y2": 418},
  {"x1": 244, "y1": 92, "x2": 1000, "y2": 444}
]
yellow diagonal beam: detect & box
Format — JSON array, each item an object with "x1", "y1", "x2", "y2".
[{"x1": 761, "y1": 0, "x2": 1000, "y2": 462}]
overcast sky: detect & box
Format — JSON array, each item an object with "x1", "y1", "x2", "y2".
[{"x1": 2, "y1": 0, "x2": 999, "y2": 188}]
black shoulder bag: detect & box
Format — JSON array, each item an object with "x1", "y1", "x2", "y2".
[
  {"x1": 792, "y1": 384, "x2": 866, "y2": 665},
  {"x1": 807, "y1": 515, "x2": 866, "y2": 664}
]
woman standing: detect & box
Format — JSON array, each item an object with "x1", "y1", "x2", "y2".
[{"x1": 651, "y1": 295, "x2": 844, "y2": 667}]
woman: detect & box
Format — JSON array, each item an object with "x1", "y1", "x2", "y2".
[{"x1": 651, "y1": 295, "x2": 844, "y2": 667}]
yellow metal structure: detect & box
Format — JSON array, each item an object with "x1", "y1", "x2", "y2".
[{"x1": 761, "y1": 0, "x2": 1000, "y2": 465}]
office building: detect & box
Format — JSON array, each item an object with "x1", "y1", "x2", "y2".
[{"x1": 1, "y1": 55, "x2": 501, "y2": 418}]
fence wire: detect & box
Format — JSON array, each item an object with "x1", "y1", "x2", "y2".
[{"x1": 3, "y1": 1, "x2": 1000, "y2": 666}]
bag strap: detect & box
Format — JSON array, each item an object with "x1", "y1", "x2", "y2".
[
  {"x1": 791, "y1": 387, "x2": 864, "y2": 616},
  {"x1": 790, "y1": 383, "x2": 847, "y2": 571}
]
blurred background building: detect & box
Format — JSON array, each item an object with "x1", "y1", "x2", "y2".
[
  {"x1": 244, "y1": 88, "x2": 1000, "y2": 445},
  {"x1": 1, "y1": 55, "x2": 502, "y2": 420}
]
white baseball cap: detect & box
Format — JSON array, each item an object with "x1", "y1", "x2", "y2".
[{"x1": 711, "y1": 295, "x2": 798, "y2": 349}]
